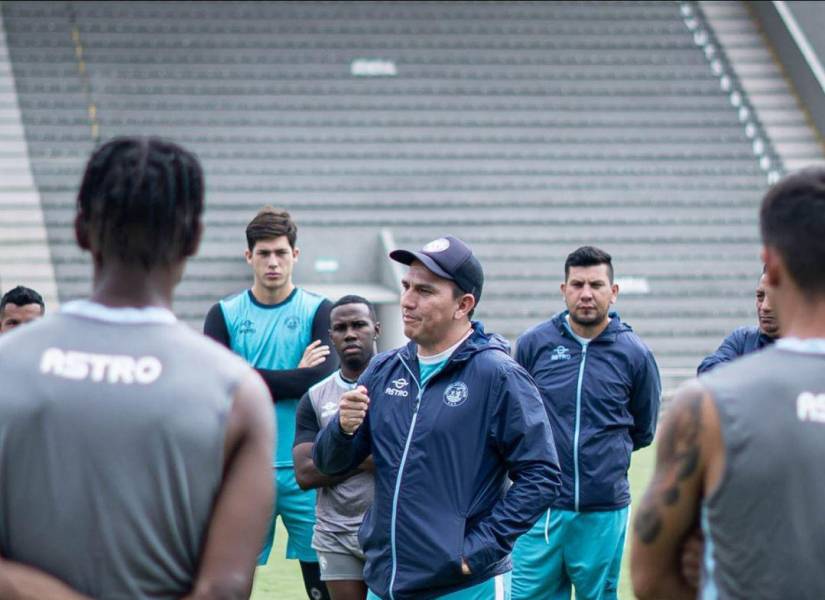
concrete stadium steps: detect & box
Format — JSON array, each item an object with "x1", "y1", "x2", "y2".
[
  {"x1": 36, "y1": 209, "x2": 761, "y2": 234},
  {"x1": 19, "y1": 94, "x2": 752, "y2": 111},
  {"x1": 28, "y1": 187, "x2": 770, "y2": 208},
  {"x1": 2, "y1": 0, "x2": 781, "y2": 386},
  {"x1": 699, "y1": 1, "x2": 825, "y2": 171},
  {"x1": 0, "y1": 13, "x2": 59, "y2": 305},
  {"x1": 13, "y1": 61, "x2": 720, "y2": 79}
]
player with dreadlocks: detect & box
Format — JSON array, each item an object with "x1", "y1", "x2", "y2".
[{"x1": 0, "y1": 137, "x2": 274, "y2": 599}]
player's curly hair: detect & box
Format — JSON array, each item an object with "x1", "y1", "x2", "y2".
[
  {"x1": 332, "y1": 294, "x2": 378, "y2": 321},
  {"x1": 75, "y1": 136, "x2": 204, "y2": 269}
]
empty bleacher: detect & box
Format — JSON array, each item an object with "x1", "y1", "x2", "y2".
[{"x1": 2, "y1": 1, "x2": 786, "y2": 387}]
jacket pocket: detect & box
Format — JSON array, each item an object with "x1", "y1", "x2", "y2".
[
  {"x1": 461, "y1": 522, "x2": 495, "y2": 577},
  {"x1": 455, "y1": 516, "x2": 468, "y2": 575},
  {"x1": 394, "y1": 512, "x2": 466, "y2": 593}
]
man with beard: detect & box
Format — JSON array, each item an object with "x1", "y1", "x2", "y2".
[
  {"x1": 293, "y1": 295, "x2": 381, "y2": 600},
  {"x1": 511, "y1": 246, "x2": 661, "y2": 600},
  {"x1": 697, "y1": 267, "x2": 780, "y2": 373}
]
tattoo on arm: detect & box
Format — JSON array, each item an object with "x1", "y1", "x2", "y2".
[
  {"x1": 635, "y1": 506, "x2": 662, "y2": 544},
  {"x1": 635, "y1": 388, "x2": 703, "y2": 545}
]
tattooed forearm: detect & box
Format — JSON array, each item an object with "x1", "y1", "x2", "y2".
[
  {"x1": 661, "y1": 393, "x2": 701, "y2": 505},
  {"x1": 635, "y1": 498, "x2": 663, "y2": 544},
  {"x1": 635, "y1": 386, "x2": 705, "y2": 544}
]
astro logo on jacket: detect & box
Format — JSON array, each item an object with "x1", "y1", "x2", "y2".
[
  {"x1": 444, "y1": 381, "x2": 469, "y2": 407},
  {"x1": 550, "y1": 345, "x2": 571, "y2": 361},
  {"x1": 385, "y1": 377, "x2": 409, "y2": 397}
]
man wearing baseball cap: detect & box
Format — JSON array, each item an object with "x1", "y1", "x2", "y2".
[{"x1": 314, "y1": 235, "x2": 561, "y2": 600}]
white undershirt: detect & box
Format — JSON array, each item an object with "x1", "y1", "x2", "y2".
[
  {"x1": 418, "y1": 328, "x2": 473, "y2": 365},
  {"x1": 61, "y1": 299, "x2": 177, "y2": 325},
  {"x1": 776, "y1": 337, "x2": 825, "y2": 355},
  {"x1": 565, "y1": 314, "x2": 610, "y2": 345}
]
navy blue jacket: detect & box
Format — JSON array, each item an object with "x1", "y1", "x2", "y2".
[
  {"x1": 696, "y1": 325, "x2": 775, "y2": 374},
  {"x1": 314, "y1": 322, "x2": 561, "y2": 600},
  {"x1": 516, "y1": 311, "x2": 660, "y2": 512}
]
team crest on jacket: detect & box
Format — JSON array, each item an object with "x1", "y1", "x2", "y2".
[
  {"x1": 550, "y1": 345, "x2": 571, "y2": 361},
  {"x1": 285, "y1": 316, "x2": 300, "y2": 330},
  {"x1": 444, "y1": 381, "x2": 469, "y2": 407}
]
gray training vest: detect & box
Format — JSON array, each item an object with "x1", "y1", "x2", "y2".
[
  {"x1": 700, "y1": 340, "x2": 825, "y2": 600},
  {"x1": 0, "y1": 301, "x2": 253, "y2": 599},
  {"x1": 307, "y1": 371, "x2": 374, "y2": 543}
]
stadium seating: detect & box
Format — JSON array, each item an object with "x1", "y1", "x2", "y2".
[{"x1": 2, "y1": 0, "x2": 798, "y2": 388}]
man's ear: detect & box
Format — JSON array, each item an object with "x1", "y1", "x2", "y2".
[
  {"x1": 292, "y1": 246, "x2": 300, "y2": 262},
  {"x1": 761, "y1": 246, "x2": 782, "y2": 288},
  {"x1": 454, "y1": 293, "x2": 476, "y2": 320}
]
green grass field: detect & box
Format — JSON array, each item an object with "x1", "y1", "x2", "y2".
[{"x1": 251, "y1": 445, "x2": 656, "y2": 600}]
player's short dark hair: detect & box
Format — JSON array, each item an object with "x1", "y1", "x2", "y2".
[
  {"x1": 246, "y1": 206, "x2": 297, "y2": 250},
  {"x1": 0, "y1": 285, "x2": 44, "y2": 315},
  {"x1": 564, "y1": 246, "x2": 614, "y2": 283},
  {"x1": 331, "y1": 295, "x2": 378, "y2": 322},
  {"x1": 761, "y1": 167, "x2": 825, "y2": 295},
  {"x1": 76, "y1": 137, "x2": 204, "y2": 269}
]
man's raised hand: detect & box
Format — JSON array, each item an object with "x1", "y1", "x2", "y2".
[
  {"x1": 298, "y1": 339, "x2": 330, "y2": 369},
  {"x1": 339, "y1": 385, "x2": 370, "y2": 435}
]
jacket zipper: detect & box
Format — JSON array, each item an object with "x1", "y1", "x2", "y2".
[
  {"x1": 573, "y1": 343, "x2": 587, "y2": 512},
  {"x1": 388, "y1": 356, "x2": 423, "y2": 600}
]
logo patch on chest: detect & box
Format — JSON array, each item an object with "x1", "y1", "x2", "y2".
[
  {"x1": 550, "y1": 345, "x2": 572, "y2": 361},
  {"x1": 239, "y1": 319, "x2": 256, "y2": 335},
  {"x1": 385, "y1": 377, "x2": 409, "y2": 397},
  {"x1": 444, "y1": 381, "x2": 469, "y2": 407},
  {"x1": 320, "y1": 401, "x2": 338, "y2": 419},
  {"x1": 285, "y1": 316, "x2": 300, "y2": 330}
]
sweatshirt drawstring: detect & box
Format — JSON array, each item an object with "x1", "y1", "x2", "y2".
[{"x1": 544, "y1": 508, "x2": 551, "y2": 543}]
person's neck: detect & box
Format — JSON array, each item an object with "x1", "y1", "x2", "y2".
[
  {"x1": 90, "y1": 260, "x2": 178, "y2": 309},
  {"x1": 566, "y1": 313, "x2": 609, "y2": 340},
  {"x1": 417, "y1": 322, "x2": 473, "y2": 357},
  {"x1": 341, "y1": 360, "x2": 370, "y2": 383},
  {"x1": 776, "y1": 294, "x2": 825, "y2": 339},
  {"x1": 251, "y1": 280, "x2": 295, "y2": 305},
  {"x1": 758, "y1": 328, "x2": 780, "y2": 340}
]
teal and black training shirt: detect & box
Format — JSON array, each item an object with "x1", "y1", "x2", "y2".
[{"x1": 204, "y1": 287, "x2": 337, "y2": 467}]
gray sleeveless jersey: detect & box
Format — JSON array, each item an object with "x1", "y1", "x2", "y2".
[
  {"x1": 700, "y1": 340, "x2": 825, "y2": 600},
  {"x1": 0, "y1": 301, "x2": 254, "y2": 599},
  {"x1": 308, "y1": 371, "x2": 374, "y2": 538}
]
